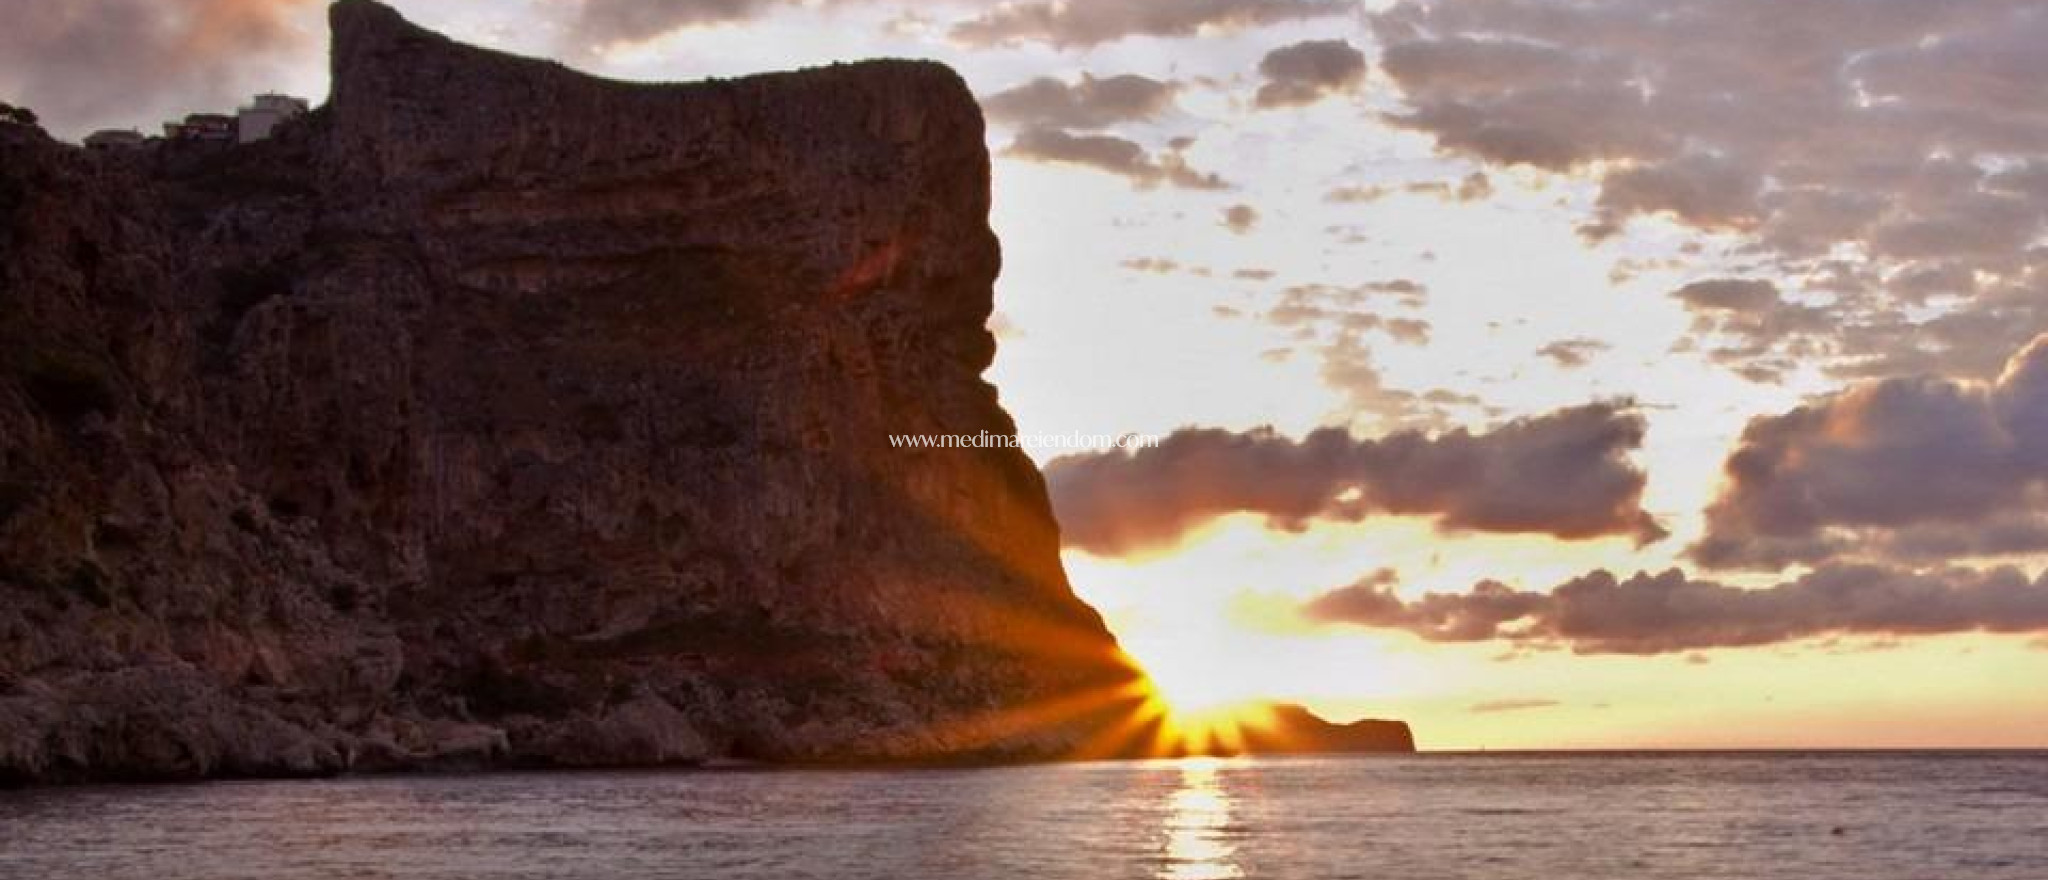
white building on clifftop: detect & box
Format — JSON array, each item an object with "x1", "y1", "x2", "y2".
[{"x1": 236, "y1": 93, "x2": 310, "y2": 143}]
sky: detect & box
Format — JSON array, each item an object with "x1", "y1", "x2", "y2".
[{"x1": 9, "y1": 0, "x2": 2048, "y2": 749}]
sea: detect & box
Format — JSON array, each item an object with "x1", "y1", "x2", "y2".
[{"x1": 3, "y1": 752, "x2": 2045, "y2": 879}]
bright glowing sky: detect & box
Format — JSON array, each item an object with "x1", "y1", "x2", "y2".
[{"x1": 13, "y1": 0, "x2": 2048, "y2": 747}]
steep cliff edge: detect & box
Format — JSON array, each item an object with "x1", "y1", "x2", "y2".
[{"x1": 0, "y1": 0, "x2": 1143, "y2": 784}]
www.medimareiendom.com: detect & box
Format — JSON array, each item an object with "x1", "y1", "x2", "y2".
[{"x1": 888, "y1": 431, "x2": 1162, "y2": 451}]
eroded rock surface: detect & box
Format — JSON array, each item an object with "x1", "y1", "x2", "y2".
[{"x1": 0, "y1": 0, "x2": 1137, "y2": 784}]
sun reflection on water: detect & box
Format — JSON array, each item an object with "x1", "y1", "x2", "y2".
[{"x1": 1157, "y1": 759, "x2": 1245, "y2": 880}]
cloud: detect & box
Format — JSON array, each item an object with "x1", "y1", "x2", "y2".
[
  {"x1": 952, "y1": 0, "x2": 1352, "y2": 48},
  {"x1": 1382, "y1": 319, "x2": 1431, "y2": 346},
  {"x1": 1327, "y1": 173, "x2": 1494, "y2": 205},
  {"x1": 1221, "y1": 204, "x2": 1259, "y2": 234},
  {"x1": 1003, "y1": 126, "x2": 1229, "y2": 190},
  {"x1": 1667, "y1": 278, "x2": 1833, "y2": 383},
  {"x1": 1536, "y1": 338, "x2": 1610, "y2": 369},
  {"x1": 1121, "y1": 257, "x2": 1182, "y2": 275},
  {"x1": 985, "y1": 310, "x2": 1023, "y2": 341},
  {"x1": 1672, "y1": 279, "x2": 1781, "y2": 313},
  {"x1": 0, "y1": 0, "x2": 318, "y2": 138},
  {"x1": 1470, "y1": 698, "x2": 1561, "y2": 713},
  {"x1": 1308, "y1": 575, "x2": 1547, "y2": 642},
  {"x1": 1358, "y1": 279, "x2": 1427, "y2": 300},
  {"x1": 1253, "y1": 38, "x2": 1367, "y2": 109},
  {"x1": 1581, "y1": 154, "x2": 1763, "y2": 240},
  {"x1": 1267, "y1": 281, "x2": 1427, "y2": 327},
  {"x1": 1312, "y1": 332, "x2": 1440, "y2": 425},
  {"x1": 1453, "y1": 171, "x2": 1493, "y2": 202},
  {"x1": 1256, "y1": 281, "x2": 1446, "y2": 421},
  {"x1": 981, "y1": 73, "x2": 1179, "y2": 130},
  {"x1": 1691, "y1": 333, "x2": 2048, "y2": 570},
  {"x1": 570, "y1": 0, "x2": 771, "y2": 48},
  {"x1": 1045, "y1": 402, "x2": 1665, "y2": 556},
  {"x1": 1371, "y1": 0, "x2": 2048, "y2": 381},
  {"x1": 1269, "y1": 310, "x2": 1429, "y2": 345},
  {"x1": 1325, "y1": 184, "x2": 1393, "y2": 204},
  {"x1": 566, "y1": 0, "x2": 923, "y2": 49},
  {"x1": 1307, "y1": 563, "x2": 2048, "y2": 655}
]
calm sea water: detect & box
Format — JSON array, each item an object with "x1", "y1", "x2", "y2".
[{"x1": 4, "y1": 753, "x2": 2046, "y2": 879}]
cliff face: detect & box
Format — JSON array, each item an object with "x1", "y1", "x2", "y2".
[{"x1": 0, "y1": 0, "x2": 1138, "y2": 783}]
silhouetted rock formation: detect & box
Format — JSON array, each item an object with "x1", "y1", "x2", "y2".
[
  {"x1": 0, "y1": 0, "x2": 1143, "y2": 783},
  {"x1": 1241, "y1": 704, "x2": 1414, "y2": 754}
]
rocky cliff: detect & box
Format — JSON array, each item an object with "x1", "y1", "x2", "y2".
[{"x1": 0, "y1": 0, "x2": 1145, "y2": 784}]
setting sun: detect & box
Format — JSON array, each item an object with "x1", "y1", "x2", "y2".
[
  {"x1": 1124, "y1": 634, "x2": 1292, "y2": 756},
  {"x1": 1154, "y1": 697, "x2": 1278, "y2": 757},
  {"x1": 1127, "y1": 634, "x2": 1269, "y2": 719}
]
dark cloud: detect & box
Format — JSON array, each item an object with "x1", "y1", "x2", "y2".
[
  {"x1": 0, "y1": 0, "x2": 317, "y2": 138},
  {"x1": 1307, "y1": 563, "x2": 2048, "y2": 655},
  {"x1": 1308, "y1": 576, "x2": 1547, "y2": 642},
  {"x1": 952, "y1": 0, "x2": 1352, "y2": 48},
  {"x1": 1003, "y1": 126, "x2": 1229, "y2": 190},
  {"x1": 1692, "y1": 333, "x2": 2048, "y2": 570},
  {"x1": 981, "y1": 73, "x2": 1179, "y2": 130},
  {"x1": 1376, "y1": 33, "x2": 1595, "y2": 99},
  {"x1": 1253, "y1": 38, "x2": 1367, "y2": 109},
  {"x1": 1672, "y1": 279, "x2": 1781, "y2": 313},
  {"x1": 1045, "y1": 403, "x2": 1665, "y2": 556},
  {"x1": 1221, "y1": 204, "x2": 1259, "y2": 234},
  {"x1": 1582, "y1": 154, "x2": 1763, "y2": 240},
  {"x1": 1667, "y1": 278, "x2": 1832, "y2": 383},
  {"x1": 1371, "y1": 0, "x2": 2048, "y2": 381},
  {"x1": 1536, "y1": 338, "x2": 1610, "y2": 369}
]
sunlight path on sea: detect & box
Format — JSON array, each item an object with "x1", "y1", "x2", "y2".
[{"x1": 1157, "y1": 759, "x2": 1244, "y2": 880}]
